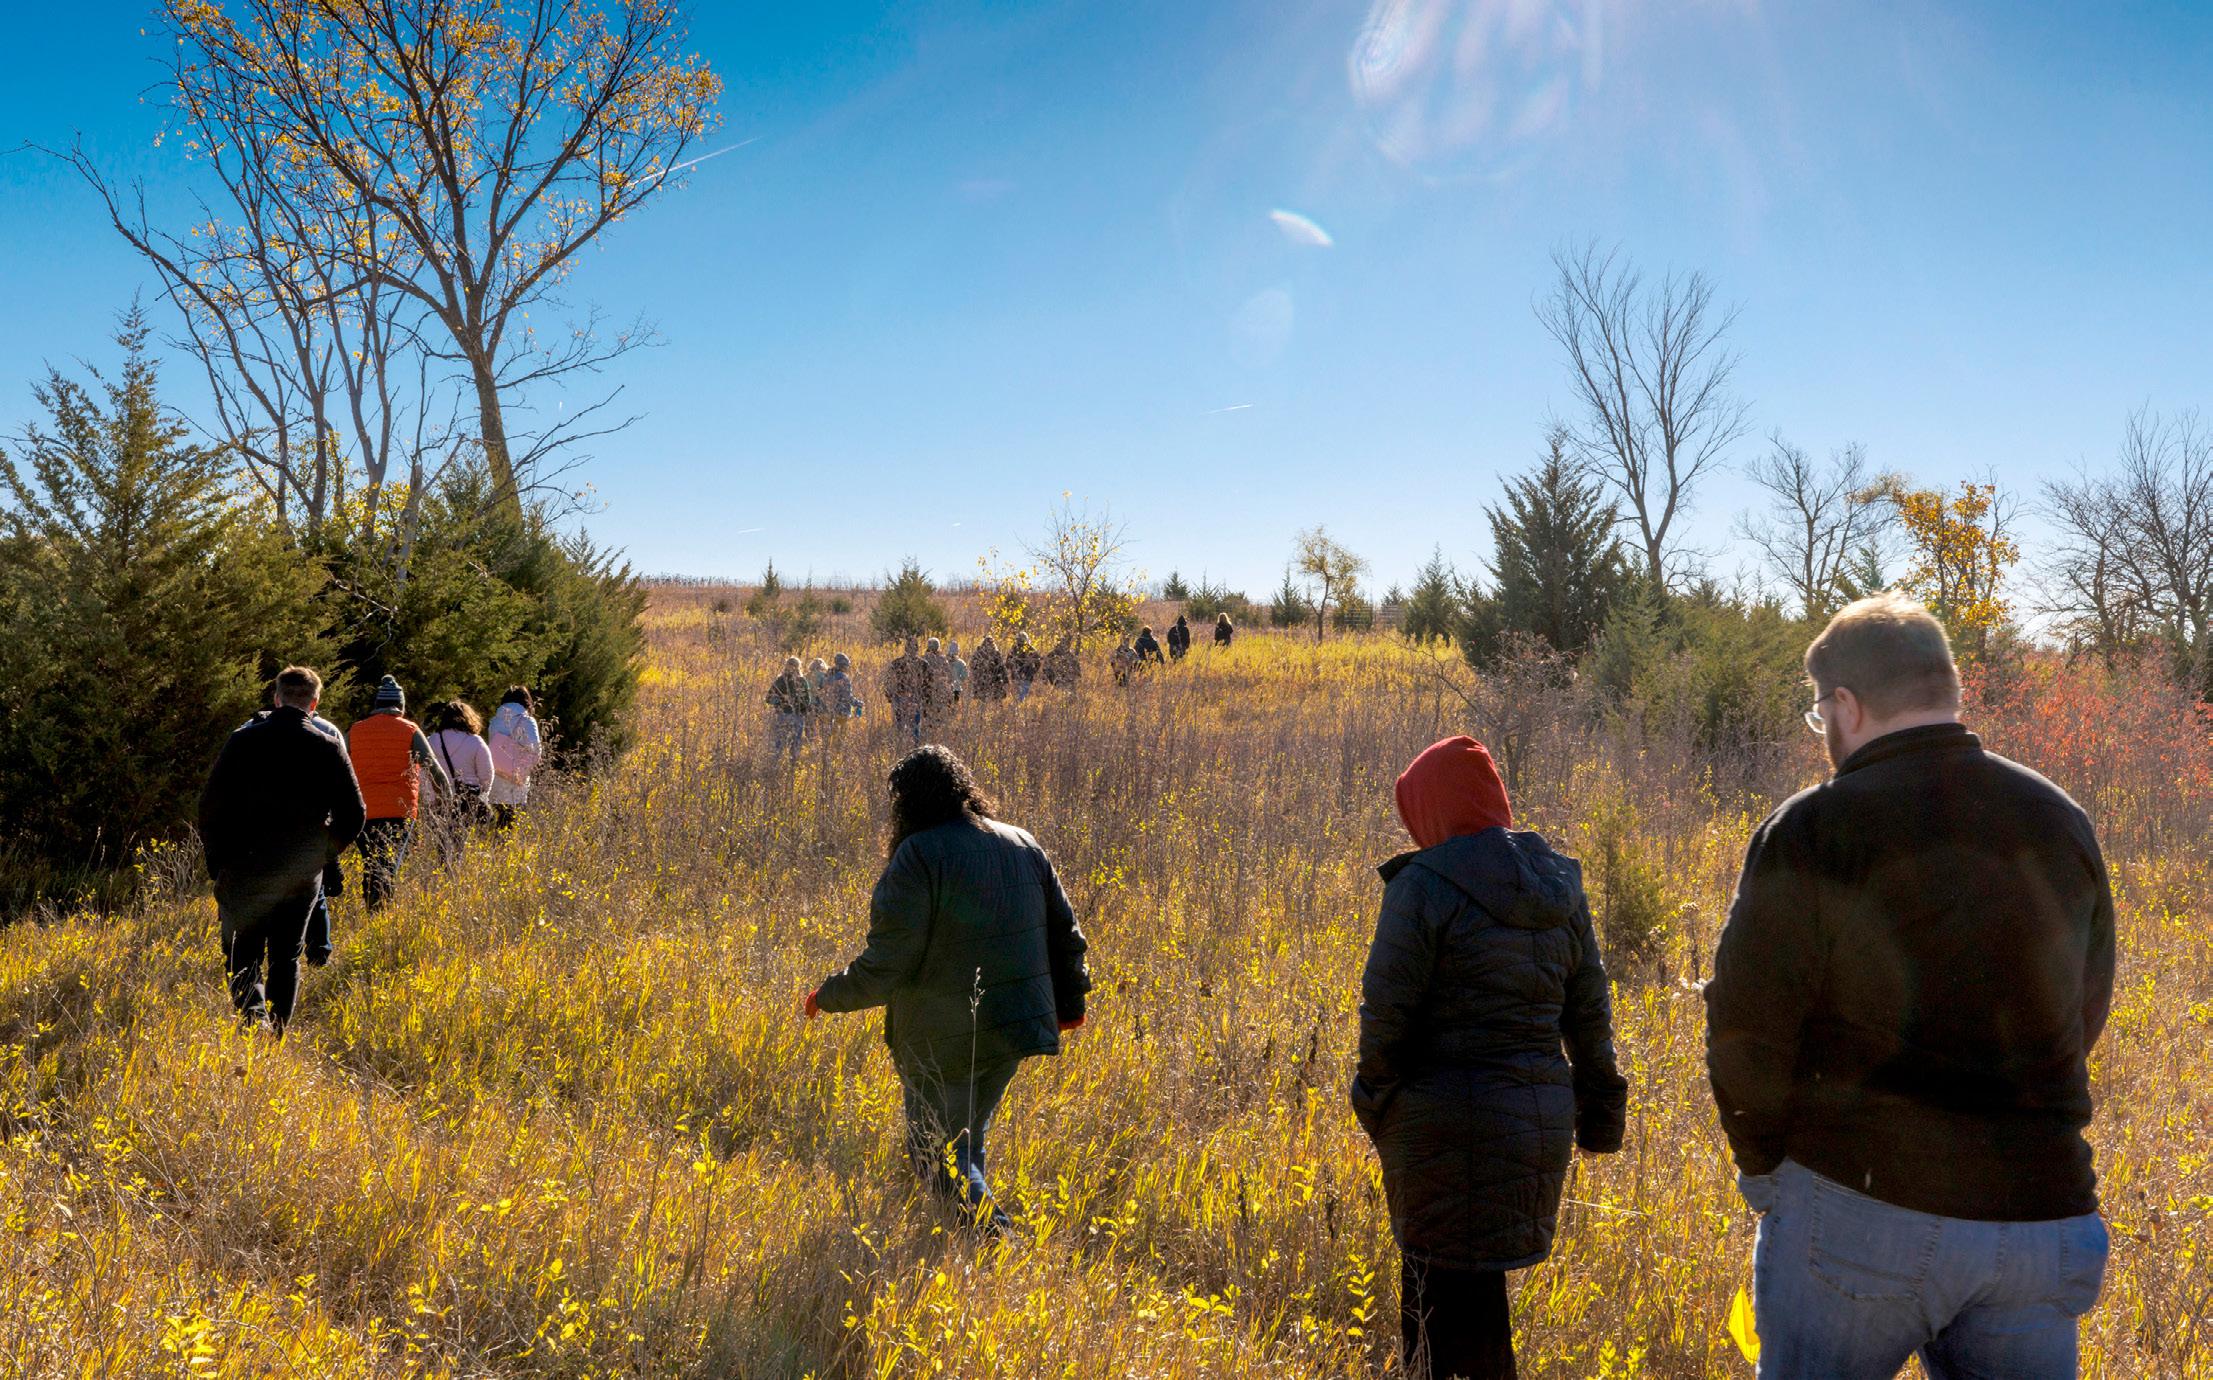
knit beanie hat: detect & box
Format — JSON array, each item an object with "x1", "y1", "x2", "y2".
[{"x1": 372, "y1": 675, "x2": 406, "y2": 713}]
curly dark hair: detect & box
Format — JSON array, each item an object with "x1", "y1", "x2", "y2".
[{"x1": 887, "y1": 745, "x2": 993, "y2": 853}]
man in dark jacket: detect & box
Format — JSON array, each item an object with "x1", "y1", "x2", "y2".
[
  {"x1": 1706, "y1": 594, "x2": 2116, "y2": 1379},
  {"x1": 198, "y1": 666, "x2": 366, "y2": 1033},
  {"x1": 805, "y1": 746, "x2": 1091, "y2": 1232},
  {"x1": 1355, "y1": 734, "x2": 1625, "y2": 1380}
]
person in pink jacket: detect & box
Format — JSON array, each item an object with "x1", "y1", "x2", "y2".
[{"x1": 486, "y1": 686, "x2": 544, "y2": 828}]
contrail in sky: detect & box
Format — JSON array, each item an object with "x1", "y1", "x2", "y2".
[
  {"x1": 641, "y1": 138, "x2": 760, "y2": 188},
  {"x1": 1203, "y1": 403, "x2": 1255, "y2": 415}
]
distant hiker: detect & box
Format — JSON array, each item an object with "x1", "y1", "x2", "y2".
[
  {"x1": 1042, "y1": 636, "x2": 1081, "y2": 690},
  {"x1": 1354, "y1": 735, "x2": 1626, "y2": 1380},
  {"x1": 427, "y1": 699, "x2": 495, "y2": 840},
  {"x1": 1166, "y1": 614, "x2": 1192, "y2": 661},
  {"x1": 804, "y1": 746, "x2": 1091, "y2": 1233},
  {"x1": 1706, "y1": 594, "x2": 2116, "y2": 1379},
  {"x1": 946, "y1": 639, "x2": 970, "y2": 705},
  {"x1": 806, "y1": 656, "x2": 832, "y2": 705},
  {"x1": 1214, "y1": 612, "x2": 1234, "y2": 648},
  {"x1": 922, "y1": 637, "x2": 955, "y2": 728},
  {"x1": 886, "y1": 637, "x2": 928, "y2": 742},
  {"x1": 348, "y1": 675, "x2": 452, "y2": 912},
  {"x1": 1110, "y1": 636, "x2": 1139, "y2": 686},
  {"x1": 968, "y1": 636, "x2": 1009, "y2": 704},
  {"x1": 1133, "y1": 625, "x2": 1164, "y2": 669},
  {"x1": 236, "y1": 689, "x2": 346, "y2": 967},
  {"x1": 1007, "y1": 632, "x2": 1042, "y2": 704},
  {"x1": 487, "y1": 687, "x2": 544, "y2": 829},
  {"x1": 767, "y1": 656, "x2": 815, "y2": 762},
  {"x1": 198, "y1": 666, "x2": 366, "y2": 1032},
  {"x1": 820, "y1": 654, "x2": 860, "y2": 722}
]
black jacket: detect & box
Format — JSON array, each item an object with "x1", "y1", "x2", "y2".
[
  {"x1": 198, "y1": 706, "x2": 367, "y2": 887},
  {"x1": 1705, "y1": 723, "x2": 2116, "y2": 1221},
  {"x1": 1352, "y1": 829, "x2": 1625, "y2": 1270},
  {"x1": 1134, "y1": 631, "x2": 1164, "y2": 666},
  {"x1": 1166, "y1": 621, "x2": 1191, "y2": 657},
  {"x1": 817, "y1": 816, "x2": 1091, "y2": 1076}
]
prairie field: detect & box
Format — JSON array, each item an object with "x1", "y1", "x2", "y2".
[{"x1": 1, "y1": 584, "x2": 2208, "y2": 1379}]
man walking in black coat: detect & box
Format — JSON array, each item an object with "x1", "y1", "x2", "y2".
[
  {"x1": 1707, "y1": 594, "x2": 2116, "y2": 1379},
  {"x1": 805, "y1": 745, "x2": 1091, "y2": 1233},
  {"x1": 198, "y1": 666, "x2": 366, "y2": 1033}
]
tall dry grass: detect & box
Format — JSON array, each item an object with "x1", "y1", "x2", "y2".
[{"x1": 0, "y1": 585, "x2": 2207, "y2": 1377}]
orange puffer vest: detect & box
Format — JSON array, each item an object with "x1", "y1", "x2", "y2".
[{"x1": 349, "y1": 712, "x2": 423, "y2": 821}]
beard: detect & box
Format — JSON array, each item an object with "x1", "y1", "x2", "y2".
[{"x1": 1824, "y1": 718, "x2": 1848, "y2": 771}]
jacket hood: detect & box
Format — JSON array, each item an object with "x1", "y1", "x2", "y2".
[
  {"x1": 1379, "y1": 827, "x2": 1582, "y2": 930},
  {"x1": 490, "y1": 702, "x2": 530, "y2": 729}
]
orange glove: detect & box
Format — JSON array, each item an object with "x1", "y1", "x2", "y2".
[
  {"x1": 1058, "y1": 1015, "x2": 1085, "y2": 1033},
  {"x1": 803, "y1": 989, "x2": 822, "y2": 1020}
]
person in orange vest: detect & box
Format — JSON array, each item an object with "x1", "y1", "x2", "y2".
[{"x1": 347, "y1": 675, "x2": 452, "y2": 912}]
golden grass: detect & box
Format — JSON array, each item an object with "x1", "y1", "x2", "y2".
[{"x1": 0, "y1": 584, "x2": 2207, "y2": 1377}]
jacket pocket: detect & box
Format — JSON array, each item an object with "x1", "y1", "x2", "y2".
[{"x1": 1806, "y1": 1174, "x2": 1940, "y2": 1302}]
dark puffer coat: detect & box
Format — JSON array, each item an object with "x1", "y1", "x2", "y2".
[
  {"x1": 816, "y1": 816, "x2": 1091, "y2": 1078},
  {"x1": 1351, "y1": 828, "x2": 1626, "y2": 1270}
]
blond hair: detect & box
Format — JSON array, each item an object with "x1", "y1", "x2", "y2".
[
  {"x1": 1805, "y1": 593, "x2": 1960, "y2": 719},
  {"x1": 274, "y1": 666, "x2": 322, "y2": 709}
]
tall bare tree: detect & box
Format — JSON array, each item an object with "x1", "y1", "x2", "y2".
[
  {"x1": 153, "y1": 0, "x2": 721, "y2": 520},
  {"x1": 1537, "y1": 243, "x2": 1750, "y2": 589},
  {"x1": 1734, "y1": 434, "x2": 1893, "y2": 619},
  {"x1": 1294, "y1": 526, "x2": 1369, "y2": 642},
  {"x1": 2042, "y1": 408, "x2": 2213, "y2": 682},
  {"x1": 62, "y1": 138, "x2": 457, "y2": 552}
]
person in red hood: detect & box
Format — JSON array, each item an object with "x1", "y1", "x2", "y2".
[{"x1": 1355, "y1": 735, "x2": 1627, "y2": 1380}]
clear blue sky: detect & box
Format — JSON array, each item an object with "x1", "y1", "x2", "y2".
[{"x1": 4, "y1": 1, "x2": 2211, "y2": 594}]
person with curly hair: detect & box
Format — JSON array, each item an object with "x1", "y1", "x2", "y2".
[{"x1": 804, "y1": 746, "x2": 1092, "y2": 1233}]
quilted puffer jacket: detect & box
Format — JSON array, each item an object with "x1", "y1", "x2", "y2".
[
  {"x1": 1351, "y1": 828, "x2": 1627, "y2": 1270},
  {"x1": 815, "y1": 816, "x2": 1091, "y2": 1078}
]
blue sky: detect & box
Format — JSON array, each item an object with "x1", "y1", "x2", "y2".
[{"x1": 4, "y1": 1, "x2": 2211, "y2": 595}]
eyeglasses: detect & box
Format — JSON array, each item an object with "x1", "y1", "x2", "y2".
[{"x1": 1804, "y1": 690, "x2": 1838, "y2": 736}]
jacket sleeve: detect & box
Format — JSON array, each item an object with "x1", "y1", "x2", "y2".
[
  {"x1": 816, "y1": 841, "x2": 933, "y2": 1013},
  {"x1": 1036, "y1": 844, "x2": 1091, "y2": 1022},
  {"x1": 2081, "y1": 834, "x2": 2117, "y2": 1051},
  {"x1": 1704, "y1": 807, "x2": 1823, "y2": 1176},
  {"x1": 326, "y1": 738, "x2": 367, "y2": 856},
  {"x1": 1350, "y1": 876, "x2": 1436, "y2": 1137},
  {"x1": 1563, "y1": 898, "x2": 1628, "y2": 1153},
  {"x1": 197, "y1": 736, "x2": 242, "y2": 880}
]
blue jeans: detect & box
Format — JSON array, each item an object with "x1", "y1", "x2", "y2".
[
  {"x1": 899, "y1": 1056, "x2": 1019, "y2": 1228},
  {"x1": 770, "y1": 711, "x2": 807, "y2": 759},
  {"x1": 1744, "y1": 1159, "x2": 2107, "y2": 1379}
]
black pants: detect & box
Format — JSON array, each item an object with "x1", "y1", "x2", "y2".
[
  {"x1": 1401, "y1": 1258, "x2": 1516, "y2": 1380},
  {"x1": 216, "y1": 874, "x2": 319, "y2": 1030},
  {"x1": 356, "y1": 817, "x2": 413, "y2": 912}
]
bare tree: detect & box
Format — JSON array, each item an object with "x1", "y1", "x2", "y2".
[
  {"x1": 61, "y1": 140, "x2": 461, "y2": 555},
  {"x1": 1734, "y1": 434, "x2": 1894, "y2": 619},
  {"x1": 1294, "y1": 526, "x2": 1369, "y2": 641},
  {"x1": 1537, "y1": 243, "x2": 1750, "y2": 589},
  {"x1": 1025, "y1": 498, "x2": 1139, "y2": 651},
  {"x1": 152, "y1": 0, "x2": 722, "y2": 520},
  {"x1": 2043, "y1": 409, "x2": 2213, "y2": 682}
]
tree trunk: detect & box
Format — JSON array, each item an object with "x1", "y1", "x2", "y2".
[{"x1": 470, "y1": 352, "x2": 523, "y2": 521}]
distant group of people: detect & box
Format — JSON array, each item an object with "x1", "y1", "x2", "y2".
[
  {"x1": 198, "y1": 669, "x2": 544, "y2": 1032},
  {"x1": 803, "y1": 593, "x2": 2114, "y2": 1380},
  {"x1": 763, "y1": 613, "x2": 1240, "y2": 754}
]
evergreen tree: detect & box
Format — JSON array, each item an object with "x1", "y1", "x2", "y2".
[
  {"x1": 1401, "y1": 546, "x2": 1460, "y2": 644},
  {"x1": 1486, "y1": 439, "x2": 1631, "y2": 657},
  {"x1": 1162, "y1": 570, "x2": 1191, "y2": 601},
  {"x1": 870, "y1": 559, "x2": 948, "y2": 643},
  {"x1": 1268, "y1": 567, "x2": 1313, "y2": 629},
  {"x1": 0, "y1": 310, "x2": 326, "y2": 896}
]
